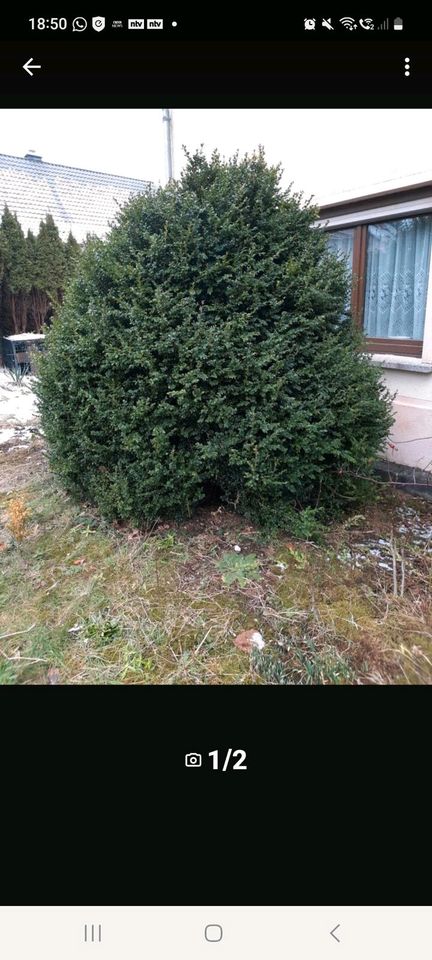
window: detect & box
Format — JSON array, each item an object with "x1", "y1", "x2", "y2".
[
  {"x1": 364, "y1": 217, "x2": 432, "y2": 341},
  {"x1": 326, "y1": 228, "x2": 354, "y2": 314},
  {"x1": 326, "y1": 228, "x2": 354, "y2": 271},
  {"x1": 326, "y1": 214, "x2": 432, "y2": 357},
  {"x1": 327, "y1": 230, "x2": 354, "y2": 319}
]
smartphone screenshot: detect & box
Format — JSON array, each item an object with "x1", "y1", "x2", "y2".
[{"x1": 0, "y1": 5, "x2": 430, "y2": 933}]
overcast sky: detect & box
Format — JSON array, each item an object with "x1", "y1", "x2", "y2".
[{"x1": 1, "y1": 108, "x2": 431, "y2": 203}]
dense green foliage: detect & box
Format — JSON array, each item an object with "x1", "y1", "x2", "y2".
[
  {"x1": 0, "y1": 208, "x2": 81, "y2": 336},
  {"x1": 38, "y1": 150, "x2": 393, "y2": 527},
  {"x1": 64, "y1": 231, "x2": 81, "y2": 276},
  {"x1": 0, "y1": 207, "x2": 31, "y2": 334}
]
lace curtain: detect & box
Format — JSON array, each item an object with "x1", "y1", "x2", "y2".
[
  {"x1": 326, "y1": 228, "x2": 354, "y2": 312},
  {"x1": 364, "y1": 216, "x2": 432, "y2": 339},
  {"x1": 326, "y1": 228, "x2": 354, "y2": 270}
]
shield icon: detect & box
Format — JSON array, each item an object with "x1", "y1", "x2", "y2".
[{"x1": 92, "y1": 16, "x2": 105, "y2": 31}]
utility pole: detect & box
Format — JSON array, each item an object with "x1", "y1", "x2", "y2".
[{"x1": 162, "y1": 108, "x2": 174, "y2": 182}]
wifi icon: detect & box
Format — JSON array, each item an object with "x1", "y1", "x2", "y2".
[{"x1": 340, "y1": 17, "x2": 357, "y2": 30}]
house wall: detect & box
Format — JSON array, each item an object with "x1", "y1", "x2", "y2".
[
  {"x1": 320, "y1": 184, "x2": 432, "y2": 475},
  {"x1": 372, "y1": 361, "x2": 432, "y2": 472},
  {"x1": 370, "y1": 229, "x2": 432, "y2": 472}
]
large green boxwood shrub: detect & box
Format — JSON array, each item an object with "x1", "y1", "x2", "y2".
[{"x1": 38, "y1": 150, "x2": 393, "y2": 527}]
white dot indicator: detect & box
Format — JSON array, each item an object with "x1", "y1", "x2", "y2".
[{"x1": 172, "y1": 21, "x2": 177, "y2": 27}]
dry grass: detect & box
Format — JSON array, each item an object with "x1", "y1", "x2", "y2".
[
  {"x1": 6, "y1": 494, "x2": 31, "y2": 541},
  {"x1": 1, "y1": 440, "x2": 432, "y2": 684}
]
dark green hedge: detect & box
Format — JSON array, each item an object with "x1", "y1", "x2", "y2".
[
  {"x1": 37, "y1": 150, "x2": 393, "y2": 527},
  {"x1": 0, "y1": 206, "x2": 81, "y2": 336}
]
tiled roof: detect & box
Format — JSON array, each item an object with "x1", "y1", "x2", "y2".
[{"x1": 0, "y1": 153, "x2": 151, "y2": 242}]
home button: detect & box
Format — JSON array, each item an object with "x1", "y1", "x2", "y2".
[{"x1": 205, "y1": 924, "x2": 223, "y2": 942}]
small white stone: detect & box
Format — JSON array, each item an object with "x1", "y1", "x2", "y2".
[
  {"x1": 249, "y1": 631, "x2": 265, "y2": 651},
  {"x1": 234, "y1": 544, "x2": 241, "y2": 553}
]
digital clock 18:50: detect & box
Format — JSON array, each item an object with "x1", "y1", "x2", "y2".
[{"x1": 29, "y1": 18, "x2": 68, "y2": 29}]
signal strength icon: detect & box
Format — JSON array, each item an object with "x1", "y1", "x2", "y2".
[
  {"x1": 340, "y1": 17, "x2": 357, "y2": 30},
  {"x1": 378, "y1": 18, "x2": 390, "y2": 30}
]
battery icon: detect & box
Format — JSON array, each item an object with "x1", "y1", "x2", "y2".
[{"x1": 393, "y1": 17, "x2": 403, "y2": 30}]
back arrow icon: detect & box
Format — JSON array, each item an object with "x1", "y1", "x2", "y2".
[
  {"x1": 23, "y1": 58, "x2": 42, "y2": 76},
  {"x1": 330, "y1": 924, "x2": 341, "y2": 943}
]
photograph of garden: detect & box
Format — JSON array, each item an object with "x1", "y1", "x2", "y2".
[{"x1": 1, "y1": 109, "x2": 432, "y2": 684}]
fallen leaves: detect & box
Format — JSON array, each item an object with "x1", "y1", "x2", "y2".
[{"x1": 126, "y1": 529, "x2": 141, "y2": 541}]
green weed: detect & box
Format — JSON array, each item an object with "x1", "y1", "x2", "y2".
[{"x1": 216, "y1": 552, "x2": 260, "y2": 587}]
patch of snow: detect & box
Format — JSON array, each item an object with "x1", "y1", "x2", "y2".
[
  {"x1": 0, "y1": 372, "x2": 39, "y2": 426},
  {"x1": 0, "y1": 422, "x2": 36, "y2": 447},
  {"x1": 5, "y1": 333, "x2": 44, "y2": 343},
  {"x1": 397, "y1": 506, "x2": 417, "y2": 517},
  {"x1": 416, "y1": 528, "x2": 432, "y2": 541},
  {"x1": 0, "y1": 428, "x2": 16, "y2": 445}
]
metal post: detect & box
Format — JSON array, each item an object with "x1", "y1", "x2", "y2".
[{"x1": 162, "y1": 108, "x2": 174, "y2": 182}]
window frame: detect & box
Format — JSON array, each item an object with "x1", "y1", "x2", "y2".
[{"x1": 324, "y1": 210, "x2": 432, "y2": 359}]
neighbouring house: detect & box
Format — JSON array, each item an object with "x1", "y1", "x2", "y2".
[
  {"x1": 0, "y1": 150, "x2": 151, "y2": 241},
  {"x1": 319, "y1": 174, "x2": 432, "y2": 476},
  {"x1": 0, "y1": 150, "x2": 152, "y2": 364}
]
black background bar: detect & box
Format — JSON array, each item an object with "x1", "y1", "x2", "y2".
[
  {"x1": 0, "y1": 41, "x2": 429, "y2": 105},
  {"x1": 1, "y1": 12, "x2": 429, "y2": 42}
]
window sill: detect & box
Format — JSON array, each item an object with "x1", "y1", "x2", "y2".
[{"x1": 367, "y1": 353, "x2": 432, "y2": 373}]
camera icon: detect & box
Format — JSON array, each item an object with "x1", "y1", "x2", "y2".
[{"x1": 185, "y1": 752, "x2": 202, "y2": 768}]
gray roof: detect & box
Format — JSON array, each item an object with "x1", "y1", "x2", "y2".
[{"x1": 0, "y1": 152, "x2": 151, "y2": 242}]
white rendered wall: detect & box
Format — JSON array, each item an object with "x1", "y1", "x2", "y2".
[{"x1": 375, "y1": 366, "x2": 432, "y2": 472}]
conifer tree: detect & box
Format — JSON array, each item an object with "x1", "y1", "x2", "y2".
[
  {"x1": 0, "y1": 224, "x2": 4, "y2": 339},
  {"x1": 0, "y1": 206, "x2": 31, "y2": 334},
  {"x1": 25, "y1": 229, "x2": 39, "y2": 332},
  {"x1": 38, "y1": 150, "x2": 393, "y2": 527},
  {"x1": 37, "y1": 213, "x2": 66, "y2": 297},
  {"x1": 26, "y1": 228, "x2": 37, "y2": 261},
  {"x1": 32, "y1": 214, "x2": 66, "y2": 329},
  {"x1": 64, "y1": 231, "x2": 81, "y2": 277}
]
